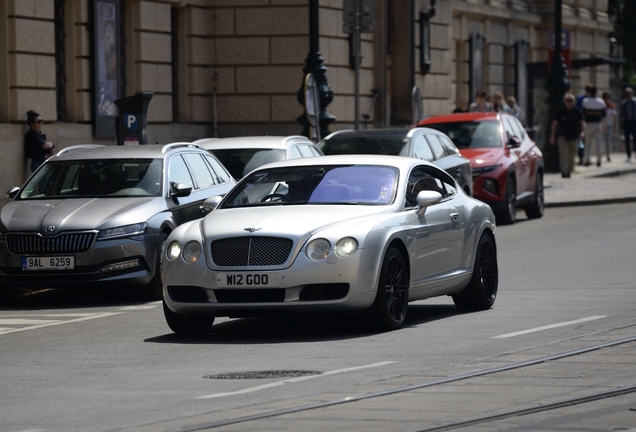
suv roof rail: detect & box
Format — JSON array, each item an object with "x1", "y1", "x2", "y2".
[
  {"x1": 282, "y1": 135, "x2": 314, "y2": 145},
  {"x1": 161, "y1": 142, "x2": 203, "y2": 153},
  {"x1": 56, "y1": 144, "x2": 106, "y2": 156}
]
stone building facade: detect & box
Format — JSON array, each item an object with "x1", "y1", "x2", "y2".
[{"x1": 0, "y1": 0, "x2": 618, "y2": 196}]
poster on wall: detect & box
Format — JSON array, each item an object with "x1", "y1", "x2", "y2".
[{"x1": 93, "y1": 0, "x2": 121, "y2": 138}]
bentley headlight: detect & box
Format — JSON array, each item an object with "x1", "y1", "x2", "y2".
[
  {"x1": 306, "y1": 238, "x2": 331, "y2": 261},
  {"x1": 167, "y1": 241, "x2": 181, "y2": 261},
  {"x1": 334, "y1": 237, "x2": 358, "y2": 258},
  {"x1": 98, "y1": 223, "x2": 147, "y2": 241},
  {"x1": 182, "y1": 241, "x2": 201, "y2": 263}
]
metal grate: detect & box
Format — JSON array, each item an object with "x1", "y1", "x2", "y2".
[
  {"x1": 211, "y1": 237, "x2": 293, "y2": 267},
  {"x1": 6, "y1": 232, "x2": 98, "y2": 254}
]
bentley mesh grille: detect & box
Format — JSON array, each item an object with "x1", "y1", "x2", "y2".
[
  {"x1": 6, "y1": 232, "x2": 97, "y2": 254},
  {"x1": 211, "y1": 237, "x2": 293, "y2": 267}
]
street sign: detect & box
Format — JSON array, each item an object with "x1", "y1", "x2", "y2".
[
  {"x1": 343, "y1": 0, "x2": 375, "y2": 33},
  {"x1": 548, "y1": 29, "x2": 571, "y2": 77}
]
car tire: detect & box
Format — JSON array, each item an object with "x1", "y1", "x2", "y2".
[
  {"x1": 524, "y1": 170, "x2": 544, "y2": 219},
  {"x1": 144, "y1": 232, "x2": 168, "y2": 300},
  {"x1": 163, "y1": 300, "x2": 214, "y2": 336},
  {"x1": 368, "y1": 247, "x2": 409, "y2": 331},
  {"x1": 452, "y1": 232, "x2": 498, "y2": 311},
  {"x1": 497, "y1": 176, "x2": 516, "y2": 225}
]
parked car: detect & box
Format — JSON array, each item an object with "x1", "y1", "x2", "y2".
[
  {"x1": 194, "y1": 136, "x2": 323, "y2": 180},
  {"x1": 318, "y1": 128, "x2": 473, "y2": 196},
  {"x1": 0, "y1": 143, "x2": 235, "y2": 300},
  {"x1": 161, "y1": 155, "x2": 498, "y2": 335},
  {"x1": 419, "y1": 112, "x2": 544, "y2": 225}
]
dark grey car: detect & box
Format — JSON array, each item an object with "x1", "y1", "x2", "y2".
[
  {"x1": 319, "y1": 128, "x2": 473, "y2": 196},
  {"x1": 0, "y1": 143, "x2": 235, "y2": 300}
]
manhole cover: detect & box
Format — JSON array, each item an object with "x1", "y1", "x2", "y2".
[{"x1": 204, "y1": 370, "x2": 322, "y2": 380}]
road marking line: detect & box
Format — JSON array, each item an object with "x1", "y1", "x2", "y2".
[
  {"x1": 491, "y1": 315, "x2": 607, "y2": 339},
  {"x1": 1, "y1": 313, "x2": 98, "y2": 317},
  {"x1": 118, "y1": 305, "x2": 158, "y2": 310},
  {"x1": 0, "y1": 319, "x2": 61, "y2": 325},
  {"x1": 196, "y1": 361, "x2": 397, "y2": 400},
  {"x1": 0, "y1": 312, "x2": 122, "y2": 336}
]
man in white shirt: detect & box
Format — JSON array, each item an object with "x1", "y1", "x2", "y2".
[{"x1": 581, "y1": 85, "x2": 606, "y2": 167}]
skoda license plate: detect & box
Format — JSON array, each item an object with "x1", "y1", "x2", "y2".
[
  {"x1": 22, "y1": 256, "x2": 74, "y2": 270},
  {"x1": 217, "y1": 273, "x2": 279, "y2": 288}
]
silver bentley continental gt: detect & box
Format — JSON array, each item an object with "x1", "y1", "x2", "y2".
[{"x1": 162, "y1": 155, "x2": 498, "y2": 335}]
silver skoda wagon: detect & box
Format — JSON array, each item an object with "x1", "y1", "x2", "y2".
[{"x1": 0, "y1": 143, "x2": 235, "y2": 300}]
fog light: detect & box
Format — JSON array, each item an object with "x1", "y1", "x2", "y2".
[{"x1": 484, "y1": 178, "x2": 499, "y2": 195}]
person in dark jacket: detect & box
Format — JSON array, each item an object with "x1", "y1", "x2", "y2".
[
  {"x1": 550, "y1": 93, "x2": 585, "y2": 178},
  {"x1": 24, "y1": 110, "x2": 54, "y2": 173}
]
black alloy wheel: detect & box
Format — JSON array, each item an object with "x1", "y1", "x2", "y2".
[
  {"x1": 498, "y1": 176, "x2": 516, "y2": 225},
  {"x1": 525, "y1": 171, "x2": 544, "y2": 219},
  {"x1": 369, "y1": 247, "x2": 409, "y2": 331},
  {"x1": 452, "y1": 233, "x2": 498, "y2": 311}
]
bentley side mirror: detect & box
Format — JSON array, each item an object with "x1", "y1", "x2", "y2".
[
  {"x1": 7, "y1": 186, "x2": 20, "y2": 198},
  {"x1": 416, "y1": 190, "x2": 443, "y2": 216},
  {"x1": 202, "y1": 196, "x2": 223, "y2": 212}
]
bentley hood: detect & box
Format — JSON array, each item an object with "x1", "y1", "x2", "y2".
[
  {"x1": 1, "y1": 198, "x2": 157, "y2": 234},
  {"x1": 202, "y1": 205, "x2": 390, "y2": 239}
]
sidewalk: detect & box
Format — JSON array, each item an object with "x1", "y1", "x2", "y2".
[{"x1": 544, "y1": 152, "x2": 636, "y2": 207}]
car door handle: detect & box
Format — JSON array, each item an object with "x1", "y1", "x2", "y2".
[{"x1": 450, "y1": 212, "x2": 459, "y2": 222}]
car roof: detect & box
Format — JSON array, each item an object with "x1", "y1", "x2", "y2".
[
  {"x1": 51, "y1": 143, "x2": 205, "y2": 161},
  {"x1": 253, "y1": 154, "x2": 434, "y2": 171},
  {"x1": 419, "y1": 112, "x2": 504, "y2": 124},
  {"x1": 322, "y1": 127, "x2": 447, "y2": 141},
  {"x1": 195, "y1": 136, "x2": 315, "y2": 151}
]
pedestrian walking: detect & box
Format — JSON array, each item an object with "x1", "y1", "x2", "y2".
[
  {"x1": 492, "y1": 91, "x2": 513, "y2": 114},
  {"x1": 453, "y1": 96, "x2": 469, "y2": 113},
  {"x1": 620, "y1": 87, "x2": 636, "y2": 162},
  {"x1": 468, "y1": 89, "x2": 493, "y2": 112},
  {"x1": 575, "y1": 83, "x2": 593, "y2": 164},
  {"x1": 507, "y1": 96, "x2": 525, "y2": 125},
  {"x1": 581, "y1": 85, "x2": 606, "y2": 167},
  {"x1": 550, "y1": 93, "x2": 585, "y2": 178},
  {"x1": 602, "y1": 92, "x2": 618, "y2": 162},
  {"x1": 24, "y1": 110, "x2": 54, "y2": 173}
]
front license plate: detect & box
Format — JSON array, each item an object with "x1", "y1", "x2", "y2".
[
  {"x1": 22, "y1": 256, "x2": 75, "y2": 271},
  {"x1": 217, "y1": 273, "x2": 279, "y2": 288}
]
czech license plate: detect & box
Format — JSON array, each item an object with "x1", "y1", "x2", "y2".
[
  {"x1": 22, "y1": 256, "x2": 75, "y2": 271},
  {"x1": 216, "y1": 273, "x2": 279, "y2": 288}
]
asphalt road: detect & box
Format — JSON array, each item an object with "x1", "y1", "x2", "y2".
[{"x1": 1, "y1": 203, "x2": 636, "y2": 432}]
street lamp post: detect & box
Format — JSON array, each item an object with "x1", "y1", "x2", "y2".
[
  {"x1": 297, "y1": 0, "x2": 335, "y2": 139},
  {"x1": 543, "y1": 0, "x2": 571, "y2": 173}
]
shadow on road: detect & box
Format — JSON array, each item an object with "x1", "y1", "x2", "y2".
[{"x1": 144, "y1": 303, "x2": 464, "y2": 345}]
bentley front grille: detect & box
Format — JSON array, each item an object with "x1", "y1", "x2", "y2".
[
  {"x1": 6, "y1": 232, "x2": 98, "y2": 254},
  {"x1": 211, "y1": 236, "x2": 293, "y2": 267}
]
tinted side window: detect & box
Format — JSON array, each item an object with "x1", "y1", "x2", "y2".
[
  {"x1": 412, "y1": 135, "x2": 434, "y2": 161},
  {"x1": 425, "y1": 135, "x2": 446, "y2": 160},
  {"x1": 503, "y1": 118, "x2": 517, "y2": 141},
  {"x1": 183, "y1": 153, "x2": 216, "y2": 189},
  {"x1": 205, "y1": 155, "x2": 231, "y2": 183},
  {"x1": 511, "y1": 117, "x2": 526, "y2": 139},
  {"x1": 405, "y1": 165, "x2": 456, "y2": 207},
  {"x1": 169, "y1": 155, "x2": 193, "y2": 188},
  {"x1": 438, "y1": 135, "x2": 459, "y2": 156}
]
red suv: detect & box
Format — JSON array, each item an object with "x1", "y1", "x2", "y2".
[{"x1": 419, "y1": 112, "x2": 543, "y2": 224}]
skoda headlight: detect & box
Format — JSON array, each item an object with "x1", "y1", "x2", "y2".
[
  {"x1": 98, "y1": 223, "x2": 147, "y2": 241},
  {"x1": 167, "y1": 241, "x2": 181, "y2": 261},
  {"x1": 334, "y1": 237, "x2": 358, "y2": 258},
  {"x1": 305, "y1": 238, "x2": 331, "y2": 261},
  {"x1": 182, "y1": 241, "x2": 201, "y2": 263}
]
